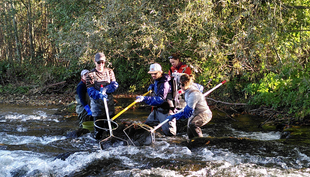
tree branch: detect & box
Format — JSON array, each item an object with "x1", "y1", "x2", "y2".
[{"x1": 207, "y1": 98, "x2": 247, "y2": 106}]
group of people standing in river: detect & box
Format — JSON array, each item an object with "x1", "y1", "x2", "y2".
[{"x1": 75, "y1": 52, "x2": 212, "y2": 141}]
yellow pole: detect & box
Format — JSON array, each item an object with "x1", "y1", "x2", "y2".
[{"x1": 112, "y1": 90, "x2": 151, "y2": 120}]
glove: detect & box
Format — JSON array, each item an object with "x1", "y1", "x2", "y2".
[
  {"x1": 87, "y1": 87, "x2": 102, "y2": 100},
  {"x1": 99, "y1": 92, "x2": 108, "y2": 100},
  {"x1": 84, "y1": 105, "x2": 92, "y2": 116},
  {"x1": 99, "y1": 85, "x2": 108, "y2": 100},
  {"x1": 105, "y1": 81, "x2": 119, "y2": 93},
  {"x1": 166, "y1": 115, "x2": 174, "y2": 121},
  {"x1": 147, "y1": 84, "x2": 154, "y2": 92},
  {"x1": 136, "y1": 96, "x2": 145, "y2": 102},
  {"x1": 174, "y1": 105, "x2": 194, "y2": 120}
]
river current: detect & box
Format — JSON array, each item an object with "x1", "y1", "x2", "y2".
[{"x1": 1, "y1": 99, "x2": 310, "y2": 177}]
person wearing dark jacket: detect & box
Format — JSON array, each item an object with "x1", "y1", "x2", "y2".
[
  {"x1": 136, "y1": 63, "x2": 176, "y2": 136},
  {"x1": 75, "y1": 69, "x2": 92, "y2": 128}
]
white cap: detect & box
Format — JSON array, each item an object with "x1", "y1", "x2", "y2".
[
  {"x1": 148, "y1": 63, "x2": 162, "y2": 74},
  {"x1": 81, "y1": 69, "x2": 89, "y2": 76}
]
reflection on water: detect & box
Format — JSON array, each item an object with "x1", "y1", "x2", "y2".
[{"x1": 1, "y1": 101, "x2": 310, "y2": 177}]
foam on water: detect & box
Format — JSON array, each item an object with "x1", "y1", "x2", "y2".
[
  {"x1": 1, "y1": 139, "x2": 310, "y2": 177},
  {"x1": 1, "y1": 107, "x2": 61, "y2": 123},
  {"x1": 0, "y1": 132, "x2": 66, "y2": 145},
  {"x1": 4, "y1": 113, "x2": 60, "y2": 122},
  {"x1": 0, "y1": 149, "x2": 112, "y2": 177},
  {"x1": 196, "y1": 146, "x2": 310, "y2": 170},
  {"x1": 228, "y1": 127, "x2": 281, "y2": 140}
]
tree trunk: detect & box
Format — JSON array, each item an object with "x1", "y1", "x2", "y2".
[
  {"x1": 2, "y1": 1, "x2": 13, "y2": 62},
  {"x1": 26, "y1": 0, "x2": 35, "y2": 62},
  {"x1": 10, "y1": 0, "x2": 22, "y2": 64}
]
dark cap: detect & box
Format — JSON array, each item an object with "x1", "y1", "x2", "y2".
[{"x1": 95, "y1": 53, "x2": 106, "y2": 62}]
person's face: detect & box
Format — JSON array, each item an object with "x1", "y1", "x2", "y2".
[
  {"x1": 180, "y1": 82, "x2": 189, "y2": 90},
  {"x1": 169, "y1": 58, "x2": 179, "y2": 68},
  {"x1": 150, "y1": 72, "x2": 161, "y2": 80},
  {"x1": 82, "y1": 73, "x2": 87, "y2": 80},
  {"x1": 95, "y1": 60, "x2": 105, "y2": 71}
]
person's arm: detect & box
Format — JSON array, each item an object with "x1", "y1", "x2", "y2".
[
  {"x1": 77, "y1": 83, "x2": 92, "y2": 115},
  {"x1": 168, "y1": 105, "x2": 194, "y2": 120},
  {"x1": 184, "y1": 66, "x2": 192, "y2": 75},
  {"x1": 167, "y1": 99, "x2": 175, "y2": 114},
  {"x1": 105, "y1": 81, "x2": 118, "y2": 93},
  {"x1": 103, "y1": 69, "x2": 118, "y2": 93},
  {"x1": 87, "y1": 87, "x2": 103, "y2": 100},
  {"x1": 143, "y1": 81, "x2": 169, "y2": 106},
  {"x1": 167, "y1": 91, "x2": 198, "y2": 120},
  {"x1": 77, "y1": 84, "x2": 88, "y2": 107}
]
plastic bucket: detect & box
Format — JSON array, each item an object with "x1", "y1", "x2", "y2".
[
  {"x1": 82, "y1": 121, "x2": 94, "y2": 132},
  {"x1": 94, "y1": 119, "x2": 118, "y2": 131}
]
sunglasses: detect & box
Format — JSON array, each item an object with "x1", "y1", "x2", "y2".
[
  {"x1": 168, "y1": 56, "x2": 173, "y2": 59},
  {"x1": 96, "y1": 61, "x2": 104, "y2": 64}
]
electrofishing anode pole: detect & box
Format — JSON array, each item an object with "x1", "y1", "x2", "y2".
[
  {"x1": 111, "y1": 90, "x2": 151, "y2": 121},
  {"x1": 151, "y1": 80, "x2": 227, "y2": 133},
  {"x1": 203, "y1": 80, "x2": 226, "y2": 97}
]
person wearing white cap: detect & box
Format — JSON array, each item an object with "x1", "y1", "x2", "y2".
[
  {"x1": 86, "y1": 52, "x2": 119, "y2": 139},
  {"x1": 75, "y1": 69, "x2": 92, "y2": 128},
  {"x1": 136, "y1": 63, "x2": 177, "y2": 136}
]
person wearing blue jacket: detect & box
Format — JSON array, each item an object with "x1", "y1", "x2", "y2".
[
  {"x1": 75, "y1": 69, "x2": 92, "y2": 128},
  {"x1": 85, "y1": 52, "x2": 118, "y2": 120},
  {"x1": 136, "y1": 63, "x2": 176, "y2": 136},
  {"x1": 166, "y1": 74, "x2": 212, "y2": 139}
]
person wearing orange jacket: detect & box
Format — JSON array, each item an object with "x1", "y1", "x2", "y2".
[
  {"x1": 168, "y1": 53, "x2": 192, "y2": 111},
  {"x1": 168, "y1": 53, "x2": 192, "y2": 76}
]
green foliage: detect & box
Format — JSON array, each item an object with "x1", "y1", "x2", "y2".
[
  {"x1": 0, "y1": 84, "x2": 31, "y2": 94},
  {"x1": 113, "y1": 58, "x2": 151, "y2": 93},
  {"x1": 245, "y1": 66, "x2": 310, "y2": 118}
]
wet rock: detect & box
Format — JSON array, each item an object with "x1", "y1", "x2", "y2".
[
  {"x1": 125, "y1": 127, "x2": 153, "y2": 146},
  {"x1": 10, "y1": 166, "x2": 28, "y2": 177},
  {"x1": 66, "y1": 128, "x2": 90, "y2": 138},
  {"x1": 54, "y1": 151, "x2": 78, "y2": 161},
  {"x1": 280, "y1": 131, "x2": 290, "y2": 139}
]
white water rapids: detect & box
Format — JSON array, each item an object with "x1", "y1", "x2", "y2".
[{"x1": 1, "y1": 105, "x2": 310, "y2": 177}]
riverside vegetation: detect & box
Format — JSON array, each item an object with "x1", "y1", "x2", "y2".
[{"x1": 0, "y1": 0, "x2": 309, "y2": 133}]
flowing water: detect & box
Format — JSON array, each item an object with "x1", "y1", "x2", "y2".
[{"x1": 1, "y1": 98, "x2": 310, "y2": 177}]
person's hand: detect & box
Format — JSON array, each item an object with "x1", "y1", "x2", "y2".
[
  {"x1": 168, "y1": 110, "x2": 174, "y2": 115},
  {"x1": 136, "y1": 96, "x2": 144, "y2": 102},
  {"x1": 84, "y1": 105, "x2": 92, "y2": 116},
  {"x1": 168, "y1": 107, "x2": 175, "y2": 115},
  {"x1": 100, "y1": 86, "x2": 108, "y2": 94},
  {"x1": 147, "y1": 85, "x2": 154, "y2": 92},
  {"x1": 99, "y1": 92, "x2": 108, "y2": 100},
  {"x1": 166, "y1": 115, "x2": 174, "y2": 121}
]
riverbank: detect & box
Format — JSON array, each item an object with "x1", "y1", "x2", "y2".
[{"x1": 0, "y1": 92, "x2": 139, "y2": 106}]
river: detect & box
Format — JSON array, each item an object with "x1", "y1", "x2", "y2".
[{"x1": 1, "y1": 98, "x2": 310, "y2": 177}]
